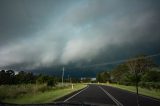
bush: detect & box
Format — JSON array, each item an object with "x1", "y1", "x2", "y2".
[
  {"x1": 119, "y1": 81, "x2": 133, "y2": 86},
  {"x1": 141, "y1": 71, "x2": 160, "y2": 82},
  {"x1": 47, "y1": 79, "x2": 56, "y2": 87},
  {"x1": 139, "y1": 82, "x2": 160, "y2": 89}
]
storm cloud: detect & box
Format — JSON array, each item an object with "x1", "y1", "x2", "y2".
[{"x1": 0, "y1": 0, "x2": 160, "y2": 70}]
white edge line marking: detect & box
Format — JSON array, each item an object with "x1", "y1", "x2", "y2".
[
  {"x1": 108, "y1": 85, "x2": 160, "y2": 102},
  {"x1": 99, "y1": 86, "x2": 123, "y2": 106},
  {"x1": 140, "y1": 94, "x2": 160, "y2": 102},
  {"x1": 64, "y1": 85, "x2": 89, "y2": 102}
]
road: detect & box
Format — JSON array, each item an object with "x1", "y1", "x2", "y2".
[{"x1": 56, "y1": 84, "x2": 160, "y2": 106}]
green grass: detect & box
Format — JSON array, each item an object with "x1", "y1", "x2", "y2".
[
  {"x1": 101, "y1": 83, "x2": 160, "y2": 99},
  {"x1": 3, "y1": 83, "x2": 87, "y2": 104}
]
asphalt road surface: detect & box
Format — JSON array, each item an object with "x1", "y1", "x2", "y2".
[{"x1": 56, "y1": 84, "x2": 160, "y2": 106}]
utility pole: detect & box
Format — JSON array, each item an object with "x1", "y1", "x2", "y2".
[
  {"x1": 62, "y1": 67, "x2": 64, "y2": 86},
  {"x1": 70, "y1": 77, "x2": 71, "y2": 83},
  {"x1": 68, "y1": 74, "x2": 70, "y2": 83}
]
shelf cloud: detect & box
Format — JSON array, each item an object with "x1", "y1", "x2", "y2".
[{"x1": 0, "y1": 0, "x2": 160, "y2": 70}]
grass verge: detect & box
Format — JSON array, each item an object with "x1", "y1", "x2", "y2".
[
  {"x1": 101, "y1": 83, "x2": 160, "y2": 99},
  {"x1": 2, "y1": 83, "x2": 87, "y2": 104}
]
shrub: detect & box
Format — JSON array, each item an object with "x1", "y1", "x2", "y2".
[{"x1": 139, "y1": 82, "x2": 160, "y2": 89}]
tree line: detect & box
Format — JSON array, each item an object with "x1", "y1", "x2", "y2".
[
  {"x1": 0, "y1": 70, "x2": 57, "y2": 86},
  {"x1": 96, "y1": 55, "x2": 160, "y2": 89}
]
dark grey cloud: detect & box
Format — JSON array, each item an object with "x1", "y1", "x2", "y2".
[
  {"x1": 0, "y1": 0, "x2": 74, "y2": 45},
  {"x1": 0, "y1": 0, "x2": 160, "y2": 70}
]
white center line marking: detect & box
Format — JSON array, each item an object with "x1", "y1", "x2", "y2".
[
  {"x1": 98, "y1": 86, "x2": 123, "y2": 106},
  {"x1": 64, "y1": 85, "x2": 89, "y2": 102}
]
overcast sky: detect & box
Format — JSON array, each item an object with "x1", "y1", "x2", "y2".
[{"x1": 0, "y1": 0, "x2": 160, "y2": 71}]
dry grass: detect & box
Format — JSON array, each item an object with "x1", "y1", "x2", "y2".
[
  {"x1": 0, "y1": 84, "x2": 49, "y2": 101},
  {"x1": 2, "y1": 83, "x2": 87, "y2": 104}
]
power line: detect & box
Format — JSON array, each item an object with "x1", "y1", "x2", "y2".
[{"x1": 66, "y1": 53, "x2": 160, "y2": 69}]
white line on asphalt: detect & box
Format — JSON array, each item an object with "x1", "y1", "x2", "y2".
[
  {"x1": 140, "y1": 94, "x2": 160, "y2": 102},
  {"x1": 64, "y1": 85, "x2": 89, "y2": 102},
  {"x1": 108, "y1": 85, "x2": 160, "y2": 102},
  {"x1": 99, "y1": 86, "x2": 123, "y2": 106}
]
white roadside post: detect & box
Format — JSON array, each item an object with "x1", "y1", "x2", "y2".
[
  {"x1": 70, "y1": 77, "x2": 73, "y2": 89},
  {"x1": 72, "y1": 84, "x2": 74, "y2": 89}
]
